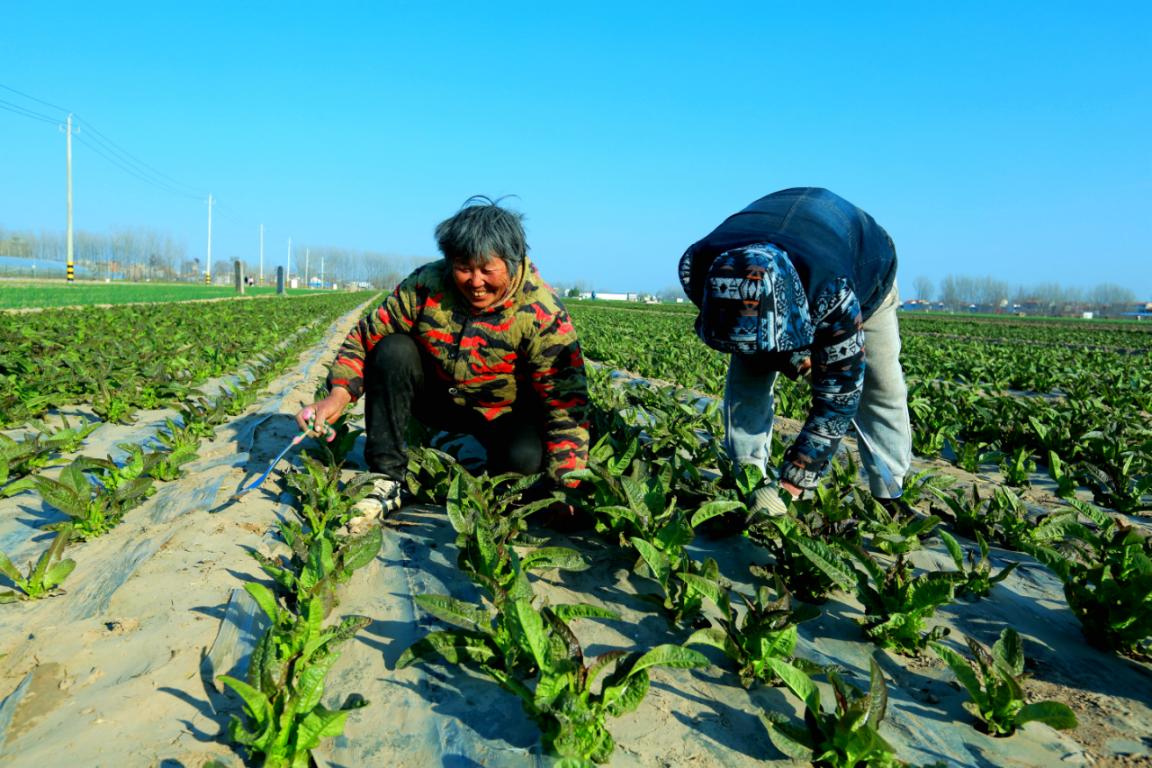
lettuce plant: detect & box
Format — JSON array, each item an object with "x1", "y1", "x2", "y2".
[
  {"x1": 750, "y1": 516, "x2": 847, "y2": 604},
  {"x1": 33, "y1": 459, "x2": 151, "y2": 540},
  {"x1": 762, "y1": 656, "x2": 905, "y2": 767},
  {"x1": 150, "y1": 417, "x2": 202, "y2": 481},
  {"x1": 930, "y1": 628, "x2": 1077, "y2": 736},
  {"x1": 800, "y1": 543, "x2": 954, "y2": 655},
  {"x1": 219, "y1": 583, "x2": 370, "y2": 768},
  {"x1": 684, "y1": 572, "x2": 820, "y2": 687},
  {"x1": 0, "y1": 529, "x2": 75, "y2": 602},
  {"x1": 1077, "y1": 428, "x2": 1152, "y2": 513},
  {"x1": 1044, "y1": 450, "x2": 1079, "y2": 499},
  {"x1": 0, "y1": 432, "x2": 69, "y2": 486},
  {"x1": 861, "y1": 499, "x2": 941, "y2": 558},
  {"x1": 304, "y1": 413, "x2": 363, "y2": 467},
  {"x1": 399, "y1": 595, "x2": 707, "y2": 765},
  {"x1": 1030, "y1": 499, "x2": 1152, "y2": 657},
  {"x1": 938, "y1": 530, "x2": 1017, "y2": 600},
  {"x1": 253, "y1": 526, "x2": 382, "y2": 615},
  {"x1": 946, "y1": 438, "x2": 999, "y2": 474},
  {"x1": 403, "y1": 446, "x2": 459, "y2": 504},
  {"x1": 999, "y1": 447, "x2": 1036, "y2": 488}
]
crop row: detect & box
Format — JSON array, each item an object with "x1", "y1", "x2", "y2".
[
  {"x1": 0, "y1": 304, "x2": 351, "y2": 602},
  {"x1": 568, "y1": 302, "x2": 1152, "y2": 514},
  {"x1": 0, "y1": 292, "x2": 375, "y2": 428},
  {"x1": 377, "y1": 361, "x2": 1147, "y2": 765}
]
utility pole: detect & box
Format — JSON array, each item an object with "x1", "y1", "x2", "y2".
[
  {"x1": 64, "y1": 114, "x2": 74, "y2": 283},
  {"x1": 259, "y1": 224, "x2": 264, "y2": 284},
  {"x1": 205, "y1": 194, "x2": 214, "y2": 285},
  {"x1": 305, "y1": 248, "x2": 310, "y2": 290},
  {"x1": 286, "y1": 237, "x2": 292, "y2": 288},
  {"x1": 320, "y1": 251, "x2": 325, "y2": 289}
]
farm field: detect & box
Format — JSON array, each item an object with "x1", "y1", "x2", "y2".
[
  {"x1": 0, "y1": 296, "x2": 1150, "y2": 767},
  {"x1": 0, "y1": 279, "x2": 321, "y2": 310}
]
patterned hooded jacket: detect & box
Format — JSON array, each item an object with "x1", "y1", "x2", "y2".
[
  {"x1": 679, "y1": 188, "x2": 897, "y2": 490},
  {"x1": 327, "y1": 256, "x2": 589, "y2": 484}
]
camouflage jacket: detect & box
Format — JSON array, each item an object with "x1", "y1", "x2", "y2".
[{"x1": 327, "y1": 257, "x2": 589, "y2": 483}]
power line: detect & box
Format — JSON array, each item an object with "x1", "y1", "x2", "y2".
[
  {"x1": 73, "y1": 116, "x2": 205, "y2": 199},
  {"x1": 1, "y1": 82, "x2": 268, "y2": 245},
  {"x1": 0, "y1": 96, "x2": 58, "y2": 124},
  {"x1": 0, "y1": 82, "x2": 207, "y2": 202},
  {"x1": 0, "y1": 83, "x2": 70, "y2": 113},
  {"x1": 73, "y1": 132, "x2": 204, "y2": 200}
]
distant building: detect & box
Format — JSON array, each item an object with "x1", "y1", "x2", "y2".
[{"x1": 582, "y1": 291, "x2": 640, "y2": 302}]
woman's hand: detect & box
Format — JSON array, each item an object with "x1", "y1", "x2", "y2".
[{"x1": 295, "y1": 388, "x2": 352, "y2": 441}]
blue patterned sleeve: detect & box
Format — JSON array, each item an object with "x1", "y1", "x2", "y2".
[{"x1": 780, "y1": 279, "x2": 865, "y2": 489}]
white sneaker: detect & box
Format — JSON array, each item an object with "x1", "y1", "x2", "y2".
[{"x1": 345, "y1": 477, "x2": 402, "y2": 534}]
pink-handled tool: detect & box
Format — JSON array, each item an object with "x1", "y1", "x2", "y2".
[{"x1": 227, "y1": 416, "x2": 334, "y2": 503}]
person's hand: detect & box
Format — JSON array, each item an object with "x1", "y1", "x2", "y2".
[
  {"x1": 295, "y1": 388, "x2": 351, "y2": 442},
  {"x1": 780, "y1": 480, "x2": 803, "y2": 500}
]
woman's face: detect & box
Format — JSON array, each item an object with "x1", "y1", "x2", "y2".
[{"x1": 451, "y1": 255, "x2": 511, "y2": 310}]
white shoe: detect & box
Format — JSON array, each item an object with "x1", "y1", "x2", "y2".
[{"x1": 345, "y1": 477, "x2": 402, "y2": 533}]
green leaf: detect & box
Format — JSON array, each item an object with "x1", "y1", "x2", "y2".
[
  {"x1": 550, "y1": 603, "x2": 620, "y2": 623},
  {"x1": 992, "y1": 627, "x2": 1025, "y2": 678},
  {"x1": 295, "y1": 705, "x2": 352, "y2": 751},
  {"x1": 294, "y1": 652, "x2": 339, "y2": 714},
  {"x1": 521, "y1": 546, "x2": 588, "y2": 572},
  {"x1": 939, "y1": 529, "x2": 964, "y2": 569},
  {"x1": 630, "y1": 537, "x2": 671, "y2": 586},
  {"x1": 510, "y1": 598, "x2": 549, "y2": 670},
  {"x1": 620, "y1": 476, "x2": 651, "y2": 517},
  {"x1": 630, "y1": 644, "x2": 709, "y2": 675},
  {"x1": 604, "y1": 668, "x2": 650, "y2": 716},
  {"x1": 865, "y1": 656, "x2": 888, "y2": 728},
  {"x1": 762, "y1": 714, "x2": 816, "y2": 759},
  {"x1": 1017, "y1": 701, "x2": 1078, "y2": 731},
  {"x1": 685, "y1": 627, "x2": 737, "y2": 658},
  {"x1": 219, "y1": 674, "x2": 272, "y2": 724},
  {"x1": 340, "y1": 525, "x2": 383, "y2": 572},
  {"x1": 395, "y1": 631, "x2": 498, "y2": 668},
  {"x1": 907, "y1": 575, "x2": 955, "y2": 611},
  {"x1": 0, "y1": 551, "x2": 22, "y2": 584},
  {"x1": 678, "y1": 571, "x2": 727, "y2": 611},
  {"x1": 930, "y1": 642, "x2": 986, "y2": 706},
  {"x1": 689, "y1": 499, "x2": 744, "y2": 528},
  {"x1": 244, "y1": 582, "x2": 282, "y2": 623},
  {"x1": 33, "y1": 476, "x2": 86, "y2": 517},
  {"x1": 413, "y1": 593, "x2": 489, "y2": 632},
  {"x1": 765, "y1": 658, "x2": 820, "y2": 712},
  {"x1": 793, "y1": 536, "x2": 856, "y2": 592},
  {"x1": 41, "y1": 558, "x2": 76, "y2": 590}
]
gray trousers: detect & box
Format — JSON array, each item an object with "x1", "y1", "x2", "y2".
[{"x1": 722, "y1": 282, "x2": 912, "y2": 497}]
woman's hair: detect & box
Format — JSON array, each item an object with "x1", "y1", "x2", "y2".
[{"x1": 435, "y1": 195, "x2": 528, "y2": 274}]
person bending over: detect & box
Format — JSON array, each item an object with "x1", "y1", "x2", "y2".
[{"x1": 678, "y1": 187, "x2": 912, "y2": 518}]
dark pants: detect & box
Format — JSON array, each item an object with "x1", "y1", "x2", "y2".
[{"x1": 363, "y1": 334, "x2": 545, "y2": 481}]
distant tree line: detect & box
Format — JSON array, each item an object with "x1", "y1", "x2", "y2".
[
  {"x1": 911, "y1": 274, "x2": 1142, "y2": 316},
  {"x1": 0, "y1": 226, "x2": 431, "y2": 289}
]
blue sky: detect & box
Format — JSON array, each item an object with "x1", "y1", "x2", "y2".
[{"x1": 2, "y1": 1, "x2": 1150, "y2": 298}]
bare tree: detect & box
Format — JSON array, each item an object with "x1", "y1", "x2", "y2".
[
  {"x1": 1090, "y1": 283, "x2": 1135, "y2": 315},
  {"x1": 912, "y1": 276, "x2": 934, "y2": 303}
]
